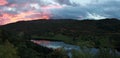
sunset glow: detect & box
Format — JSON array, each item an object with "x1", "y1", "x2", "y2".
[
  {"x1": 0, "y1": 0, "x2": 120, "y2": 25},
  {"x1": 0, "y1": 0, "x2": 63, "y2": 25},
  {"x1": 0, "y1": 0, "x2": 8, "y2": 5},
  {"x1": 0, "y1": 11, "x2": 51, "y2": 25}
]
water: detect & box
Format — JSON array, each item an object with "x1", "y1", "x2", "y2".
[{"x1": 31, "y1": 40, "x2": 120, "y2": 58}]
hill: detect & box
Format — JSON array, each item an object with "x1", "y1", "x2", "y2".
[
  {"x1": 0, "y1": 18, "x2": 120, "y2": 36},
  {"x1": 0, "y1": 18, "x2": 120, "y2": 58}
]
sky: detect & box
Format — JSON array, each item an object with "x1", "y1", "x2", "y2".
[{"x1": 0, "y1": 0, "x2": 120, "y2": 25}]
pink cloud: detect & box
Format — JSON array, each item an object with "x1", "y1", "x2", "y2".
[{"x1": 0, "y1": 0, "x2": 8, "y2": 5}]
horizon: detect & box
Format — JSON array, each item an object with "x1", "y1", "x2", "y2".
[{"x1": 0, "y1": 18, "x2": 119, "y2": 26}]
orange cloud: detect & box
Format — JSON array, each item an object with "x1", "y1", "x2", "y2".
[
  {"x1": 0, "y1": 2, "x2": 64, "y2": 25},
  {"x1": 0, "y1": 10, "x2": 50, "y2": 25},
  {"x1": 0, "y1": 0, "x2": 8, "y2": 5}
]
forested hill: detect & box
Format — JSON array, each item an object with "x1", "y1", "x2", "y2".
[
  {"x1": 0, "y1": 18, "x2": 120, "y2": 58},
  {"x1": 0, "y1": 18, "x2": 120, "y2": 35}
]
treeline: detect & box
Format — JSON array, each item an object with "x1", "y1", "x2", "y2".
[
  {"x1": 1, "y1": 18, "x2": 120, "y2": 35},
  {"x1": 0, "y1": 30, "x2": 68, "y2": 58},
  {"x1": 0, "y1": 29, "x2": 120, "y2": 58},
  {"x1": 1, "y1": 18, "x2": 120, "y2": 49},
  {"x1": 0, "y1": 18, "x2": 120, "y2": 58}
]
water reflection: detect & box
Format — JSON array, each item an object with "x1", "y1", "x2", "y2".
[{"x1": 31, "y1": 40, "x2": 120, "y2": 58}]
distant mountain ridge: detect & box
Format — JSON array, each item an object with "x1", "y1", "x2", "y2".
[{"x1": 0, "y1": 18, "x2": 120, "y2": 35}]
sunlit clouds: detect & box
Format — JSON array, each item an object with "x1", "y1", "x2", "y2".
[
  {"x1": 0, "y1": 0, "x2": 64, "y2": 25},
  {"x1": 0, "y1": 0, "x2": 8, "y2": 5},
  {"x1": 0, "y1": 0, "x2": 120, "y2": 25}
]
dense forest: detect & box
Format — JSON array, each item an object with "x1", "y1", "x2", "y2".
[{"x1": 0, "y1": 18, "x2": 120, "y2": 58}]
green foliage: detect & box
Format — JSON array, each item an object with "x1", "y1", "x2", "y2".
[
  {"x1": 47, "y1": 48, "x2": 68, "y2": 58},
  {"x1": 76, "y1": 41, "x2": 95, "y2": 47},
  {"x1": 72, "y1": 50, "x2": 94, "y2": 58},
  {"x1": 96, "y1": 48, "x2": 120, "y2": 58},
  {"x1": 0, "y1": 30, "x2": 1, "y2": 37},
  {"x1": 0, "y1": 19, "x2": 120, "y2": 58},
  {"x1": 32, "y1": 34, "x2": 73, "y2": 44},
  {"x1": 72, "y1": 48, "x2": 120, "y2": 58},
  {"x1": 0, "y1": 40, "x2": 20, "y2": 58}
]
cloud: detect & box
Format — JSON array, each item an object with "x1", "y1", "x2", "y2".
[
  {"x1": 0, "y1": 0, "x2": 120, "y2": 25},
  {"x1": 85, "y1": 12, "x2": 107, "y2": 20},
  {"x1": 50, "y1": 0, "x2": 120, "y2": 19},
  {"x1": 0, "y1": 0, "x2": 8, "y2": 5},
  {"x1": 0, "y1": 0, "x2": 62, "y2": 25}
]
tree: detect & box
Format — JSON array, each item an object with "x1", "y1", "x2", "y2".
[{"x1": 0, "y1": 40, "x2": 20, "y2": 58}]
